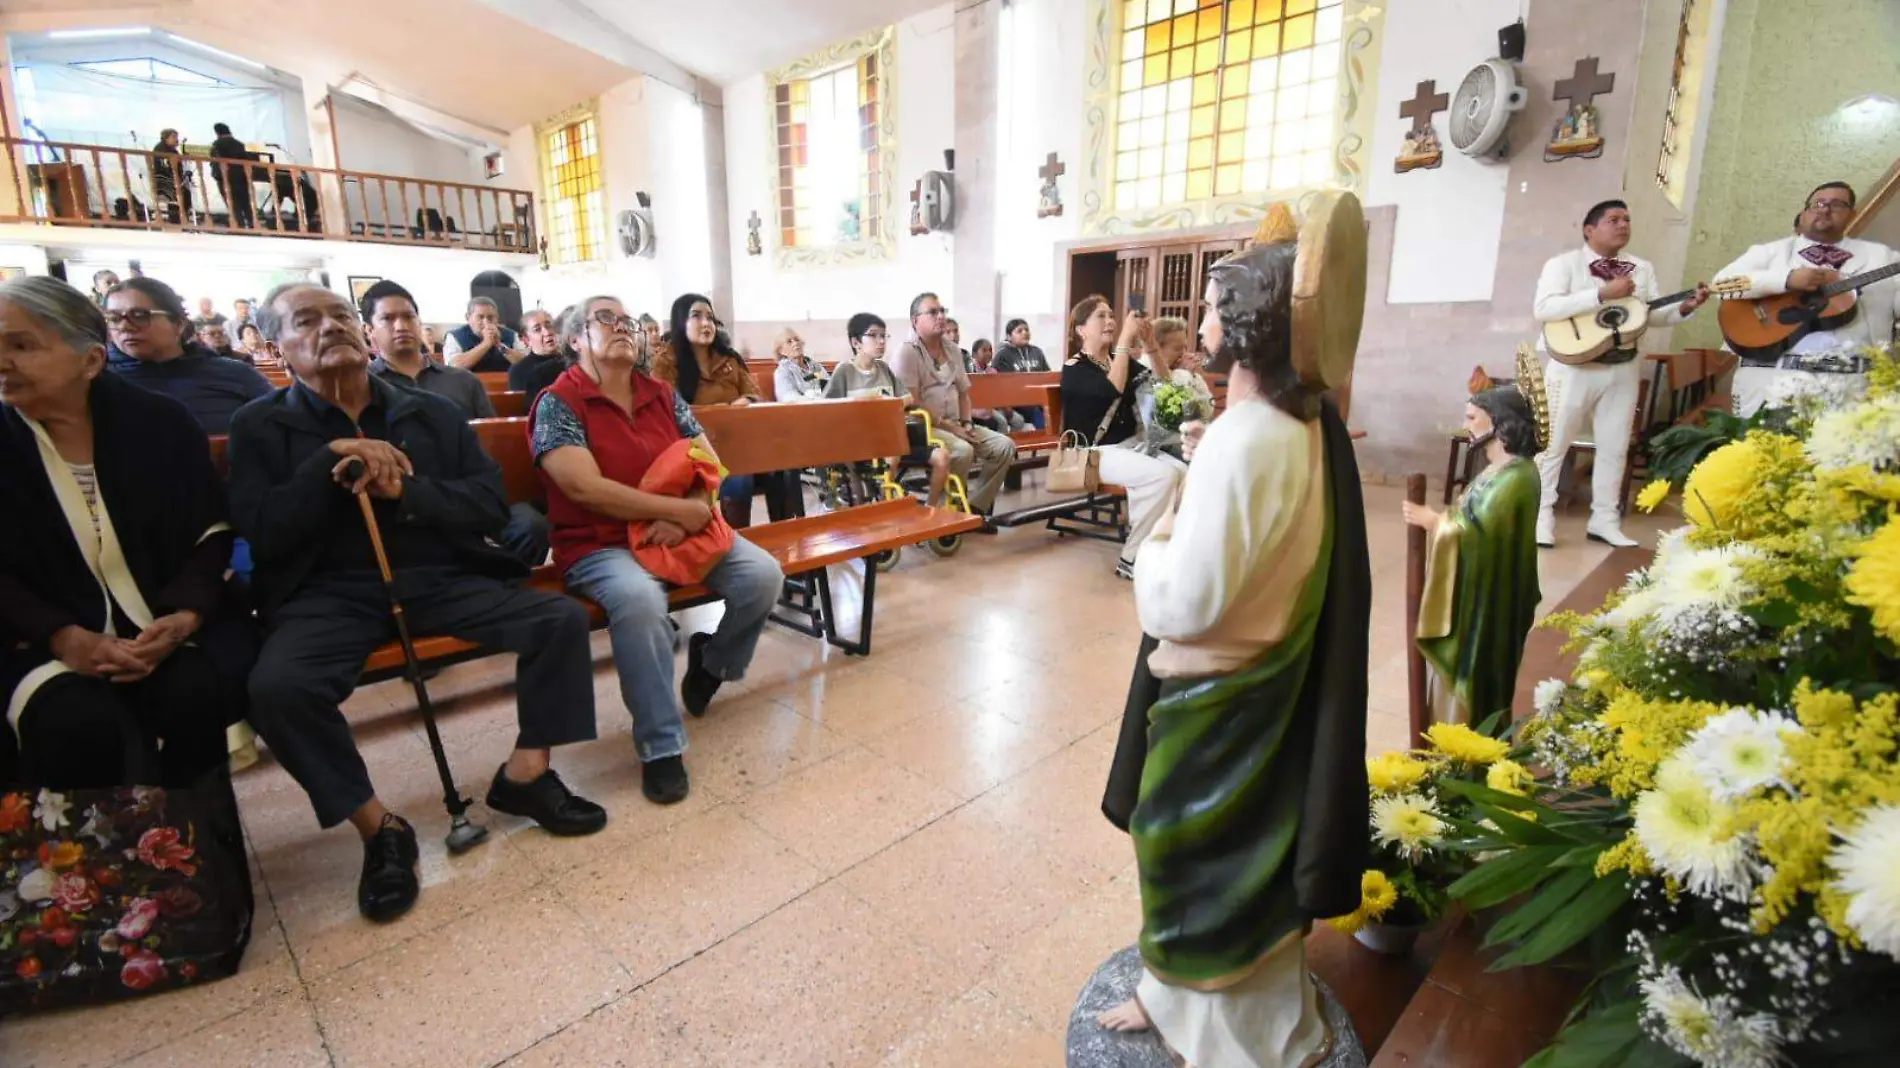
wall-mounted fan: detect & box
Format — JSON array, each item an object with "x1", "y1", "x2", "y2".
[
  {"x1": 617, "y1": 191, "x2": 656, "y2": 258},
  {"x1": 1449, "y1": 59, "x2": 1528, "y2": 159}
]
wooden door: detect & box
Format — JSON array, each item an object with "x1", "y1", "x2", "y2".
[{"x1": 1115, "y1": 248, "x2": 1156, "y2": 319}]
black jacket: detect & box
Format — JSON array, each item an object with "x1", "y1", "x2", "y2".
[
  {"x1": 106, "y1": 341, "x2": 272, "y2": 435},
  {"x1": 225, "y1": 375, "x2": 521, "y2": 618}
]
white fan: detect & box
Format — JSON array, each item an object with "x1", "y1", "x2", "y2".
[
  {"x1": 1449, "y1": 59, "x2": 1528, "y2": 158},
  {"x1": 617, "y1": 203, "x2": 655, "y2": 258}
]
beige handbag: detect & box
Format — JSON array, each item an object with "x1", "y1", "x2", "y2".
[{"x1": 1047, "y1": 395, "x2": 1123, "y2": 493}]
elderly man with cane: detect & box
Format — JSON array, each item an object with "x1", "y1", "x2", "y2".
[{"x1": 228, "y1": 283, "x2": 606, "y2": 924}]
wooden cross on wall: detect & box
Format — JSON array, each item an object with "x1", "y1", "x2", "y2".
[
  {"x1": 909, "y1": 180, "x2": 928, "y2": 235},
  {"x1": 1552, "y1": 57, "x2": 1616, "y2": 110},
  {"x1": 1397, "y1": 79, "x2": 1450, "y2": 131},
  {"x1": 1039, "y1": 152, "x2": 1066, "y2": 184},
  {"x1": 1037, "y1": 152, "x2": 1066, "y2": 218}
]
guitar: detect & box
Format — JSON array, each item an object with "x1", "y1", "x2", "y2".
[
  {"x1": 1718, "y1": 261, "x2": 1900, "y2": 360},
  {"x1": 1542, "y1": 277, "x2": 1749, "y2": 365}
]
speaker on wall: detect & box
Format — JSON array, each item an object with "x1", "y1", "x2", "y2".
[
  {"x1": 469, "y1": 270, "x2": 522, "y2": 330},
  {"x1": 1498, "y1": 20, "x2": 1525, "y2": 62}
]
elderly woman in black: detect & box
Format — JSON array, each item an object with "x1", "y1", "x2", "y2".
[{"x1": 0, "y1": 276, "x2": 253, "y2": 788}]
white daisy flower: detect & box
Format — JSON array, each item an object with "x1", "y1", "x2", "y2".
[
  {"x1": 1639, "y1": 966, "x2": 1787, "y2": 1068},
  {"x1": 1805, "y1": 395, "x2": 1900, "y2": 472},
  {"x1": 34, "y1": 789, "x2": 70, "y2": 833},
  {"x1": 1649, "y1": 544, "x2": 1761, "y2": 623},
  {"x1": 1681, "y1": 709, "x2": 1801, "y2": 802},
  {"x1": 1632, "y1": 756, "x2": 1755, "y2": 900},
  {"x1": 1370, "y1": 792, "x2": 1445, "y2": 862},
  {"x1": 1532, "y1": 679, "x2": 1569, "y2": 718},
  {"x1": 1829, "y1": 803, "x2": 1900, "y2": 960}
]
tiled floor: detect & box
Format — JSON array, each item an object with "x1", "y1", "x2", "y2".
[{"x1": 0, "y1": 481, "x2": 1664, "y2": 1068}]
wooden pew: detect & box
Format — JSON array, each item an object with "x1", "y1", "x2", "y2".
[
  {"x1": 489, "y1": 391, "x2": 527, "y2": 418},
  {"x1": 475, "y1": 370, "x2": 510, "y2": 391},
  {"x1": 966, "y1": 371, "x2": 1061, "y2": 454}
]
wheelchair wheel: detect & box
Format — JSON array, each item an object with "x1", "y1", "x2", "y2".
[
  {"x1": 871, "y1": 547, "x2": 901, "y2": 572},
  {"x1": 927, "y1": 534, "x2": 962, "y2": 558}
]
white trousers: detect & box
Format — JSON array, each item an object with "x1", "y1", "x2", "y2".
[
  {"x1": 1534, "y1": 357, "x2": 1642, "y2": 530},
  {"x1": 1096, "y1": 443, "x2": 1187, "y2": 563}
]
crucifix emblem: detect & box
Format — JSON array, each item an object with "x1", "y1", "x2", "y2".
[
  {"x1": 1037, "y1": 152, "x2": 1066, "y2": 218},
  {"x1": 745, "y1": 210, "x2": 763, "y2": 256},
  {"x1": 1547, "y1": 57, "x2": 1615, "y2": 160},
  {"x1": 909, "y1": 180, "x2": 928, "y2": 235},
  {"x1": 1395, "y1": 79, "x2": 1449, "y2": 173}
]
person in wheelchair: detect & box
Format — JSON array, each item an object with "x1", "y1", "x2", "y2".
[{"x1": 825, "y1": 313, "x2": 956, "y2": 510}]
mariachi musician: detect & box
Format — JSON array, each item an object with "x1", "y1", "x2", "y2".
[{"x1": 1530, "y1": 199, "x2": 1708, "y2": 549}]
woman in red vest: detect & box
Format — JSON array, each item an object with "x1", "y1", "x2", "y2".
[{"x1": 530, "y1": 296, "x2": 785, "y2": 806}]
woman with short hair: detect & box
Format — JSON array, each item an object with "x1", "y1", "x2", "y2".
[
  {"x1": 0, "y1": 276, "x2": 254, "y2": 787},
  {"x1": 771, "y1": 327, "x2": 830, "y2": 400}
]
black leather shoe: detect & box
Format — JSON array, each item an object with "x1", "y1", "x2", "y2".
[
  {"x1": 485, "y1": 766, "x2": 607, "y2": 836},
  {"x1": 358, "y1": 814, "x2": 420, "y2": 923},
  {"x1": 642, "y1": 755, "x2": 690, "y2": 805},
  {"x1": 681, "y1": 633, "x2": 722, "y2": 718}
]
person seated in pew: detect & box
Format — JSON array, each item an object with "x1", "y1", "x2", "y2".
[
  {"x1": 637, "y1": 314, "x2": 662, "y2": 373},
  {"x1": 771, "y1": 327, "x2": 830, "y2": 401},
  {"x1": 944, "y1": 317, "x2": 973, "y2": 372},
  {"x1": 236, "y1": 322, "x2": 269, "y2": 363},
  {"x1": 532, "y1": 296, "x2": 784, "y2": 805},
  {"x1": 199, "y1": 320, "x2": 241, "y2": 361},
  {"x1": 891, "y1": 292, "x2": 1016, "y2": 527},
  {"x1": 509, "y1": 308, "x2": 571, "y2": 402},
  {"x1": 826, "y1": 312, "x2": 951, "y2": 507},
  {"x1": 229, "y1": 282, "x2": 607, "y2": 924},
  {"x1": 995, "y1": 318, "x2": 1051, "y2": 430},
  {"x1": 442, "y1": 297, "x2": 527, "y2": 373},
  {"x1": 0, "y1": 276, "x2": 253, "y2": 788},
  {"x1": 1064, "y1": 295, "x2": 1188, "y2": 581},
  {"x1": 104, "y1": 276, "x2": 271, "y2": 435},
  {"x1": 654, "y1": 292, "x2": 800, "y2": 529},
  {"x1": 967, "y1": 338, "x2": 1024, "y2": 434},
  {"x1": 361, "y1": 280, "x2": 549, "y2": 568},
  {"x1": 1141, "y1": 316, "x2": 1216, "y2": 403}
]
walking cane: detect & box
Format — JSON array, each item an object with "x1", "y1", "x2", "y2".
[{"x1": 344, "y1": 460, "x2": 490, "y2": 854}]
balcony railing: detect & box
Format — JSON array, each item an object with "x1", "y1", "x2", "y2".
[{"x1": 0, "y1": 136, "x2": 537, "y2": 254}]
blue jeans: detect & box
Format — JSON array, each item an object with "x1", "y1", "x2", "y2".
[{"x1": 563, "y1": 539, "x2": 785, "y2": 762}]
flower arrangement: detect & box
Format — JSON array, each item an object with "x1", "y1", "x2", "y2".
[
  {"x1": 1147, "y1": 369, "x2": 1215, "y2": 433},
  {"x1": 0, "y1": 785, "x2": 237, "y2": 1011},
  {"x1": 1326, "y1": 723, "x2": 1517, "y2": 939},
  {"x1": 1450, "y1": 344, "x2": 1900, "y2": 1067}
]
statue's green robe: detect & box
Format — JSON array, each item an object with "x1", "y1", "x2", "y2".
[
  {"x1": 1101, "y1": 402, "x2": 1371, "y2": 989},
  {"x1": 1416, "y1": 456, "x2": 1541, "y2": 727}
]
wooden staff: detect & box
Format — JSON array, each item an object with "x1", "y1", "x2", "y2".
[{"x1": 1405, "y1": 472, "x2": 1430, "y2": 746}]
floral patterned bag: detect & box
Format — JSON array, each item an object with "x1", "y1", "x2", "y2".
[{"x1": 0, "y1": 771, "x2": 254, "y2": 1016}]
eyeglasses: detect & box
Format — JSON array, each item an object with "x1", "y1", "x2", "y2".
[
  {"x1": 917, "y1": 307, "x2": 946, "y2": 318},
  {"x1": 103, "y1": 308, "x2": 175, "y2": 329},
  {"x1": 590, "y1": 309, "x2": 640, "y2": 331},
  {"x1": 1807, "y1": 199, "x2": 1853, "y2": 213}
]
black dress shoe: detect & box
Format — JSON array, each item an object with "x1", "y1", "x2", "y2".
[
  {"x1": 681, "y1": 633, "x2": 722, "y2": 717},
  {"x1": 358, "y1": 814, "x2": 420, "y2": 923},
  {"x1": 485, "y1": 766, "x2": 608, "y2": 836},
  {"x1": 642, "y1": 755, "x2": 691, "y2": 804}
]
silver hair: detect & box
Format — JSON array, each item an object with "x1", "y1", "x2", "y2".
[
  {"x1": 0, "y1": 275, "x2": 108, "y2": 352},
  {"x1": 466, "y1": 296, "x2": 500, "y2": 315},
  {"x1": 559, "y1": 295, "x2": 624, "y2": 344},
  {"x1": 254, "y1": 281, "x2": 327, "y2": 342}
]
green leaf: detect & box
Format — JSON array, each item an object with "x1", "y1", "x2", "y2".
[
  {"x1": 1520, "y1": 1000, "x2": 1646, "y2": 1068},
  {"x1": 1484, "y1": 865, "x2": 1598, "y2": 948},
  {"x1": 1489, "y1": 874, "x2": 1632, "y2": 970},
  {"x1": 1446, "y1": 844, "x2": 1571, "y2": 909}
]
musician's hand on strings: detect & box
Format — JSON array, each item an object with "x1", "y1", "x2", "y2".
[
  {"x1": 1400, "y1": 501, "x2": 1442, "y2": 530},
  {"x1": 1680, "y1": 283, "x2": 1712, "y2": 314},
  {"x1": 1597, "y1": 276, "x2": 1636, "y2": 301},
  {"x1": 1786, "y1": 267, "x2": 1839, "y2": 293}
]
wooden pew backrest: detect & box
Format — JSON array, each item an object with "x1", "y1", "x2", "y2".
[
  {"x1": 968, "y1": 371, "x2": 1060, "y2": 410},
  {"x1": 696, "y1": 398, "x2": 907, "y2": 476},
  {"x1": 470, "y1": 418, "x2": 542, "y2": 507},
  {"x1": 491, "y1": 391, "x2": 528, "y2": 418},
  {"x1": 476, "y1": 371, "x2": 510, "y2": 390}
]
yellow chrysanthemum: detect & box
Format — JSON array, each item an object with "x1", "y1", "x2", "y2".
[
  {"x1": 1683, "y1": 439, "x2": 1763, "y2": 530},
  {"x1": 1636, "y1": 479, "x2": 1672, "y2": 513},
  {"x1": 1361, "y1": 868, "x2": 1399, "y2": 917},
  {"x1": 1680, "y1": 432, "x2": 1811, "y2": 548},
  {"x1": 1372, "y1": 793, "x2": 1446, "y2": 860},
  {"x1": 1846, "y1": 520, "x2": 1900, "y2": 645},
  {"x1": 1425, "y1": 722, "x2": 1509, "y2": 765},
  {"x1": 1366, "y1": 752, "x2": 1431, "y2": 794},
  {"x1": 1487, "y1": 759, "x2": 1532, "y2": 797}
]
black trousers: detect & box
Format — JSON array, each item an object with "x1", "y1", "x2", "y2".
[
  {"x1": 10, "y1": 646, "x2": 234, "y2": 789},
  {"x1": 247, "y1": 568, "x2": 597, "y2": 828}
]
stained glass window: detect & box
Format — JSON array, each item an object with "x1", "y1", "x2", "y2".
[
  {"x1": 540, "y1": 117, "x2": 605, "y2": 264},
  {"x1": 1114, "y1": 0, "x2": 1345, "y2": 211},
  {"x1": 1655, "y1": 0, "x2": 1702, "y2": 207},
  {"x1": 774, "y1": 52, "x2": 882, "y2": 248}
]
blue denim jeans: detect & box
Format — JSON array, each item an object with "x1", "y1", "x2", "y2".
[{"x1": 563, "y1": 539, "x2": 785, "y2": 762}]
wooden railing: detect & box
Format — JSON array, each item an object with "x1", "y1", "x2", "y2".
[{"x1": 0, "y1": 136, "x2": 537, "y2": 254}]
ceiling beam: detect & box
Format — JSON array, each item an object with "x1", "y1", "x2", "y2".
[{"x1": 467, "y1": 0, "x2": 702, "y2": 97}]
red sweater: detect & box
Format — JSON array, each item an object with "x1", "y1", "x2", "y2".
[{"x1": 531, "y1": 366, "x2": 685, "y2": 573}]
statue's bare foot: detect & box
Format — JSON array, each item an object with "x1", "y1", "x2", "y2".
[{"x1": 1097, "y1": 997, "x2": 1152, "y2": 1032}]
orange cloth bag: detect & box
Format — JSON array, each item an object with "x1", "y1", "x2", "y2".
[{"x1": 627, "y1": 439, "x2": 735, "y2": 585}]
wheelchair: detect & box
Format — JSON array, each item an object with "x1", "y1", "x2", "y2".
[{"x1": 820, "y1": 408, "x2": 972, "y2": 572}]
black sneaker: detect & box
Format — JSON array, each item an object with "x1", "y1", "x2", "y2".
[
  {"x1": 1115, "y1": 558, "x2": 1136, "y2": 581},
  {"x1": 681, "y1": 633, "x2": 722, "y2": 718},
  {"x1": 358, "y1": 814, "x2": 420, "y2": 923},
  {"x1": 642, "y1": 755, "x2": 690, "y2": 805},
  {"x1": 485, "y1": 766, "x2": 608, "y2": 836}
]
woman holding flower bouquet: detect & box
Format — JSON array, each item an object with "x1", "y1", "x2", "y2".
[{"x1": 1061, "y1": 295, "x2": 1187, "y2": 580}]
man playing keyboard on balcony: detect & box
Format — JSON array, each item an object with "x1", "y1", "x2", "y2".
[{"x1": 443, "y1": 297, "x2": 528, "y2": 373}]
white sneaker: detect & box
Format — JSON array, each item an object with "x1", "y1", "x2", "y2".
[
  {"x1": 1585, "y1": 523, "x2": 1639, "y2": 548},
  {"x1": 1535, "y1": 510, "x2": 1556, "y2": 549}
]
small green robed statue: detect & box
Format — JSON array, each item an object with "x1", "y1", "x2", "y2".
[{"x1": 1402, "y1": 344, "x2": 1550, "y2": 727}]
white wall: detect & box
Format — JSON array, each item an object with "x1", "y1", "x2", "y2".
[
  {"x1": 1360, "y1": 0, "x2": 1520, "y2": 305},
  {"x1": 994, "y1": 0, "x2": 1088, "y2": 327},
  {"x1": 724, "y1": 4, "x2": 958, "y2": 326},
  {"x1": 319, "y1": 244, "x2": 528, "y2": 324},
  {"x1": 332, "y1": 97, "x2": 485, "y2": 185},
  {"x1": 0, "y1": 243, "x2": 50, "y2": 276}
]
